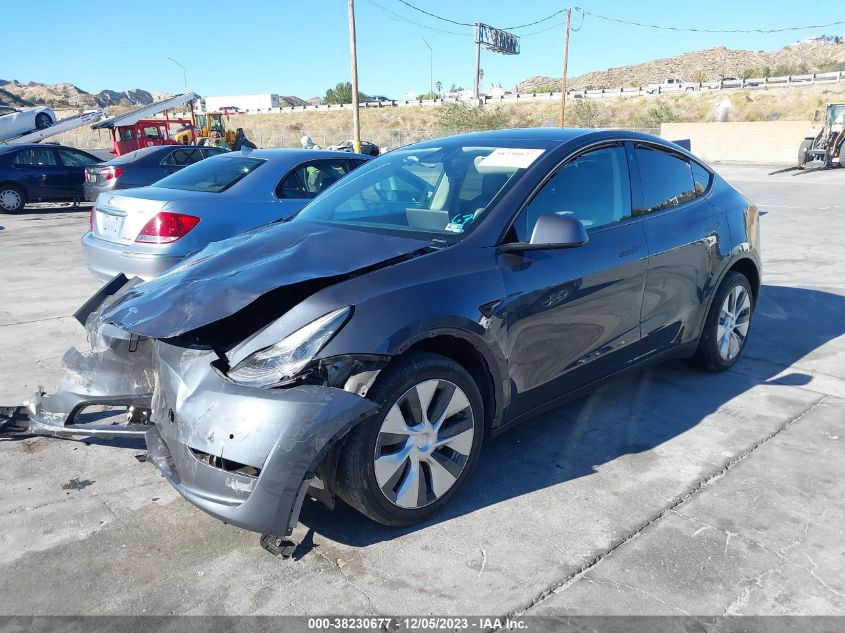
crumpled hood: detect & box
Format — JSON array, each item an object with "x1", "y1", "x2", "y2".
[{"x1": 100, "y1": 220, "x2": 431, "y2": 339}]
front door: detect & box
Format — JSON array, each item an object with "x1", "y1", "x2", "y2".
[
  {"x1": 499, "y1": 144, "x2": 648, "y2": 418},
  {"x1": 12, "y1": 147, "x2": 65, "y2": 201}
]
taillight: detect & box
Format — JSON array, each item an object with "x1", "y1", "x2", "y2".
[
  {"x1": 89, "y1": 204, "x2": 95, "y2": 233},
  {"x1": 135, "y1": 212, "x2": 200, "y2": 244},
  {"x1": 98, "y1": 166, "x2": 124, "y2": 182}
]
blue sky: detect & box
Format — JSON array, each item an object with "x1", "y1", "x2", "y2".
[{"x1": 3, "y1": 1, "x2": 843, "y2": 99}]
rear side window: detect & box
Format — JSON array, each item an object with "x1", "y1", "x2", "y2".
[
  {"x1": 57, "y1": 148, "x2": 98, "y2": 167},
  {"x1": 635, "y1": 146, "x2": 698, "y2": 215},
  {"x1": 153, "y1": 155, "x2": 264, "y2": 193},
  {"x1": 13, "y1": 148, "x2": 57, "y2": 166},
  {"x1": 514, "y1": 145, "x2": 631, "y2": 241},
  {"x1": 277, "y1": 160, "x2": 350, "y2": 199},
  {"x1": 162, "y1": 149, "x2": 204, "y2": 166}
]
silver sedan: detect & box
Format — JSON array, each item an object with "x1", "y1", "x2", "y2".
[{"x1": 83, "y1": 148, "x2": 371, "y2": 281}]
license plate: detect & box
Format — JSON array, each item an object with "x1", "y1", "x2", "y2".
[{"x1": 99, "y1": 212, "x2": 122, "y2": 237}]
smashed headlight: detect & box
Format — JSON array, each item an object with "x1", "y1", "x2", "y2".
[{"x1": 227, "y1": 307, "x2": 351, "y2": 387}]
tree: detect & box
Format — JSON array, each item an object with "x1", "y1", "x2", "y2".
[{"x1": 324, "y1": 82, "x2": 370, "y2": 105}]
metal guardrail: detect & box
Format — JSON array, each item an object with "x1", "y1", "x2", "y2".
[{"x1": 168, "y1": 70, "x2": 843, "y2": 116}]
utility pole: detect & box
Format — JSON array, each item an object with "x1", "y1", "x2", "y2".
[
  {"x1": 474, "y1": 23, "x2": 482, "y2": 101},
  {"x1": 560, "y1": 7, "x2": 571, "y2": 127},
  {"x1": 347, "y1": 0, "x2": 361, "y2": 153}
]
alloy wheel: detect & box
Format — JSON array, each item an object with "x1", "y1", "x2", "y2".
[
  {"x1": 373, "y1": 379, "x2": 475, "y2": 509},
  {"x1": 717, "y1": 284, "x2": 751, "y2": 361}
]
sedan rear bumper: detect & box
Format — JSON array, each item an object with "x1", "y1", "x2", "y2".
[{"x1": 82, "y1": 232, "x2": 184, "y2": 282}]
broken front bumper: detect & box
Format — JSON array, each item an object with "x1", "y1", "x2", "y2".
[
  {"x1": 26, "y1": 329, "x2": 155, "y2": 439},
  {"x1": 146, "y1": 341, "x2": 378, "y2": 535}
]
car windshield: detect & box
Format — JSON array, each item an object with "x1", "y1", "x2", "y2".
[
  {"x1": 153, "y1": 155, "x2": 264, "y2": 193},
  {"x1": 292, "y1": 143, "x2": 545, "y2": 242}
]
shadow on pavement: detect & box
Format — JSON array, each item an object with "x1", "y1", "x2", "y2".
[{"x1": 298, "y1": 284, "x2": 845, "y2": 547}]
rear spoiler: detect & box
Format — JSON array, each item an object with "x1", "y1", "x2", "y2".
[{"x1": 671, "y1": 138, "x2": 691, "y2": 151}]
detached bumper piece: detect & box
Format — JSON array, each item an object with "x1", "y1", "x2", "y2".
[
  {"x1": 26, "y1": 323, "x2": 156, "y2": 440},
  {"x1": 26, "y1": 389, "x2": 151, "y2": 439}
]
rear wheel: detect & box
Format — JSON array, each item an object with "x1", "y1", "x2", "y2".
[
  {"x1": 336, "y1": 351, "x2": 484, "y2": 526},
  {"x1": 35, "y1": 113, "x2": 53, "y2": 130},
  {"x1": 688, "y1": 271, "x2": 754, "y2": 371},
  {"x1": 0, "y1": 184, "x2": 24, "y2": 213}
]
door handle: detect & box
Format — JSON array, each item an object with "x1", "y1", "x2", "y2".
[{"x1": 618, "y1": 244, "x2": 639, "y2": 258}]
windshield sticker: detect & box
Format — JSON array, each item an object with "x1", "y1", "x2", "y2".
[
  {"x1": 480, "y1": 148, "x2": 545, "y2": 169},
  {"x1": 444, "y1": 222, "x2": 465, "y2": 233}
]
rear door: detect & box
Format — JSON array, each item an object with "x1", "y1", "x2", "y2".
[
  {"x1": 501, "y1": 143, "x2": 649, "y2": 417},
  {"x1": 56, "y1": 148, "x2": 100, "y2": 199},
  {"x1": 632, "y1": 143, "x2": 727, "y2": 355},
  {"x1": 12, "y1": 147, "x2": 65, "y2": 201}
]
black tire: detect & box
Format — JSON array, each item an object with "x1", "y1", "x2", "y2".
[
  {"x1": 35, "y1": 112, "x2": 53, "y2": 130},
  {"x1": 798, "y1": 138, "x2": 813, "y2": 166},
  {"x1": 0, "y1": 184, "x2": 25, "y2": 213},
  {"x1": 336, "y1": 351, "x2": 485, "y2": 526},
  {"x1": 687, "y1": 271, "x2": 754, "y2": 371}
]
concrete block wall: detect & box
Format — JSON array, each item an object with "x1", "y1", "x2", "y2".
[{"x1": 660, "y1": 121, "x2": 813, "y2": 164}]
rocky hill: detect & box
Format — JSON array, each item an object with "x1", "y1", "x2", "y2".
[
  {"x1": 519, "y1": 36, "x2": 845, "y2": 92},
  {"x1": 0, "y1": 80, "x2": 165, "y2": 108}
]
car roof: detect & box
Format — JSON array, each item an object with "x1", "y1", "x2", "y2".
[
  {"x1": 207, "y1": 148, "x2": 373, "y2": 164},
  {"x1": 0, "y1": 143, "x2": 90, "y2": 154}
]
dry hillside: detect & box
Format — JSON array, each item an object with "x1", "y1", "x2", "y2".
[
  {"x1": 0, "y1": 80, "x2": 165, "y2": 108},
  {"x1": 519, "y1": 37, "x2": 845, "y2": 92}
]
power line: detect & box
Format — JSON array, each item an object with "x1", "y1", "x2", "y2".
[
  {"x1": 367, "y1": 0, "x2": 469, "y2": 36},
  {"x1": 394, "y1": 0, "x2": 474, "y2": 27},
  {"x1": 578, "y1": 9, "x2": 845, "y2": 34},
  {"x1": 390, "y1": 1, "x2": 845, "y2": 37}
]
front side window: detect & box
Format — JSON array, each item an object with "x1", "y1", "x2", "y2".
[
  {"x1": 142, "y1": 126, "x2": 162, "y2": 141},
  {"x1": 293, "y1": 144, "x2": 541, "y2": 242},
  {"x1": 277, "y1": 160, "x2": 350, "y2": 199},
  {"x1": 153, "y1": 155, "x2": 264, "y2": 193},
  {"x1": 635, "y1": 146, "x2": 697, "y2": 215},
  {"x1": 512, "y1": 145, "x2": 631, "y2": 242},
  {"x1": 0, "y1": 107, "x2": 15, "y2": 117},
  {"x1": 13, "y1": 148, "x2": 58, "y2": 166}
]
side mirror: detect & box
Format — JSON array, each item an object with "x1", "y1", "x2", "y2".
[
  {"x1": 813, "y1": 109, "x2": 821, "y2": 122},
  {"x1": 500, "y1": 214, "x2": 589, "y2": 252}
]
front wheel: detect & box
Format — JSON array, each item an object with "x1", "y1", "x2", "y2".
[
  {"x1": 336, "y1": 351, "x2": 484, "y2": 526},
  {"x1": 687, "y1": 271, "x2": 754, "y2": 371},
  {"x1": 35, "y1": 113, "x2": 53, "y2": 130}
]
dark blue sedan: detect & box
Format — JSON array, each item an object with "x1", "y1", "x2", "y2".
[{"x1": 0, "y1": 143, "x2": 101, "y2": 213}]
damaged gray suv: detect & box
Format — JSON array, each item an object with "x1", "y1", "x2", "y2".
[{"x1": 27, "y1": 129, "x2": 760, "y2": 550}]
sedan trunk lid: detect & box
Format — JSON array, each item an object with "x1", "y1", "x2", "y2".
[{"x1": 92, "y1": 187, "x2": 211, "y2": 245}]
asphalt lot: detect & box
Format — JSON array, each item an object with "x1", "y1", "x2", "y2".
[{"x1": 0, "y1": 164, "x2": 843, "y2": 617}]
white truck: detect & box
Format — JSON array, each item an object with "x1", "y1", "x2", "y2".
[{"x1": 645, "y1": 78, "x2": 697, "y2": 94}]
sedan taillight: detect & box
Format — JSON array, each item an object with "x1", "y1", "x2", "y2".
[
  {"x1": 135, "y1": 212, "x2": 200, "y2": 244},
  {"x1": 89, "y1": 204, "x2": 96, "y2": 233}
]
